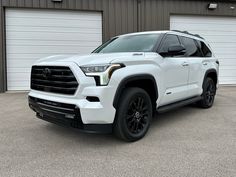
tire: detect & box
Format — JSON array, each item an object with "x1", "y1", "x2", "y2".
[
  {"x1": 197, "y1": 77, "x2": 216, "y2": 108},
  {"x1": 113, "y1": 87, "x2": 152, "y2": 142}
]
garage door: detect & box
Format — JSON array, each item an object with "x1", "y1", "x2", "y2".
[
  {"x1": 170, "y1": 15, "x2": 236, "y2": 84},
  {"x1": 6, "y1": 9, "x2": 102, "y2": 90}
]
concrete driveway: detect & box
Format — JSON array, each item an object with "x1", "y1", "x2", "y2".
[{"x1": 0, "y1": 87, "x2": 235, "y2": 177}]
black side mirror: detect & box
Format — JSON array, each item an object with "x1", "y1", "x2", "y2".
[{"x1": 168, "y1": 45, "x2": 186, "y2": 56}]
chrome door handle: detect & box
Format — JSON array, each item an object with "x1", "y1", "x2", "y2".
[
  {"x1": 202, "y1": 62, "x2": 208, "y2": 66},
  {"x1": 182, "y1": 62, "x2": 189, "y2": 67}
]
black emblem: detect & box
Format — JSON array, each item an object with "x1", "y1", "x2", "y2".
[{"x1": 42, "y1": 68, "x2": 51, "y2": 79}]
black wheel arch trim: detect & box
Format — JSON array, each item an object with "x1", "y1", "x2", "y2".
[
  {"x1": 203, "y1": 69, "x2": 218, "y2": 87},
  {"x1": 113, "y1": 74, "x2": 159, "y2": 109}
]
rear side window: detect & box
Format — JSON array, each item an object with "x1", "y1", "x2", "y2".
[
  {"x1": 180, "y1": 36, "x2": 202, "y2": 57},
  {"x1": 159, "y1": 35, "x2": 180, "y2": 54},
  {"x1": 197, "y1": 41, "x2": 212, "y2": 57}
]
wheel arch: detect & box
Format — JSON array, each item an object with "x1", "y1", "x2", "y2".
[
  {"x1": 113, "y1": 74, "x2": 158, "y2": 112},
  {"x1": 203, "y1": 69, "x2": 218, "y2": 87}
]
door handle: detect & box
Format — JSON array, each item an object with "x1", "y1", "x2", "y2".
[
  {"x1": 182, "y1": 62, "x2": 189, "y2": 67},
  {"x1": 202, "y1": 62, "x2": 208, "y2": 66}
]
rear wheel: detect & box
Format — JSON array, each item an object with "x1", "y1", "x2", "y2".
[
  {"x1": 113, "y1": 87, "x2": 152, "y2": 142},
  {"x1": 197, "y1": 77, "x2": 216, "y2": 108}
]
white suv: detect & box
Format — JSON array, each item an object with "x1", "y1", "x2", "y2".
[{"x1": 28, "y1": 30, "x2": 219, "y2": 141}]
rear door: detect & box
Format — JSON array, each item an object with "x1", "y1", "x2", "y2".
[
  {"x1": 179, "y1": 36, "x2": 204, "y2": 97},
  {"x1": 158, "y1": 34, "x2": 190, "y2": 106}
]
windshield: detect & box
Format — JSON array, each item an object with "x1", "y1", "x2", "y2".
[{"x1": 93, "y1": 34, "x2": 161, "y2": 53}]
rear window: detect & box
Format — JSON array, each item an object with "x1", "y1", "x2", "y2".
[
  {"x1": 196, "y1": 40, "x2": 212, "y2": 57},
  {"x1": 180, "y1": 36, "x2": 202, "y2": 57}
]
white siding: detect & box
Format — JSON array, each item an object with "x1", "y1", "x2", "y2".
[
  {"x1": 6, "y1": 9, "x2": 102, "y2": 90},
  {"x1": 170, "y1": 15, "x2": 236, "y2": 84}
]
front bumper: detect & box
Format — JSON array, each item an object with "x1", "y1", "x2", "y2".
[
  {"x1": 29, "y1": 96, "x2": 112, "y2": 133},
  {"x1": 28, "y1": 61, "x2": 117, "y2": 133}
]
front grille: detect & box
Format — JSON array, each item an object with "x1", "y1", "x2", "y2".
[{"x1": 31, "y1": 66, "x2": 78, "y2": 95}]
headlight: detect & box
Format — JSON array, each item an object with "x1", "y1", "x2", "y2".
[{"x1": 80, "y1": 64, "x2": 124, "y2": 86}]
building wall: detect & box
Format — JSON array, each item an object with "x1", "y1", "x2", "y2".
[
  {"x1": 139, "y1": 0, "x2": 236, "y2": 31},
  {"x1": 0, "y1": 0, "x2": 236, "y2": 92}
]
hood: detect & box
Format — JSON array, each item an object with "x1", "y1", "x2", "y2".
[{"x1": 35, "y1": 53, "x2": 146, "y2": 66}]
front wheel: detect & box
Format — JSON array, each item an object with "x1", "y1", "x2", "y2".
[
  {"x1": 197, "y1": 77, "x2": 216, "y2": 108},
  {"x1": 113, "y1": 87, "x2": 152, "y2": 142}
]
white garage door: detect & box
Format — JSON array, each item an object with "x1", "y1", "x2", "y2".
[
  {"x1": 6, "y1": 9, "x2": 102, "y2": 90},
  {"x1": 170, "y1": 15, "x2": 236, "y2": 84}
]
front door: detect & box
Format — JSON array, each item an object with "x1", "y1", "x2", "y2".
[{"x1": 158, "y1": 34, "x2": 189, "y2": 106}]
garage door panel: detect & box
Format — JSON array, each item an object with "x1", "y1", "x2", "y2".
[
  {"x1": 7, "y1": 53, "x2": 64, "y2": 60},
  {"x1": 212, "y1": 43, "x2": 236, "y2": 48},
  {"x1": 184, "y1": 31, "x2": 236, "y2": 35},
  {"x1": 7, "y1": 60, "x2": 37, "y2": 68},
  {"x1": 213, "y1": 46, "x2": 235, "y2": 50},
  {"x1": 7, "y1": 32, "x2": 102, "y2": 41},
  {"x1": 6, "y1": 8, "x2": 102, "y2": 91},
  {"x1": 215, "y1": 59, "x2": 236, "y2": 67},
  {"x1": 216, "y1": 55, "x2": 236, "y2": 58},
  {"x1": 171, "y1": 15, "x2": 236, "y2": 84},
  {"x1": 6, "y1": 19, "x2": 101, "y2": 29},
  {"x1": 6, "y1": 14, "x2": 101, "y2": 22},
  {"x1": 218, "y1": 64, "x2": 236, "y2": 68},
  {"x1": 220, "y1": 66, "x2": 236, "y2": 70},
  {"x1": 220, "y1": 70, "x2": 236, "y2": 77},
  {"x1": 7, "y1": 82, "x2": 30, "y2": 90},
  {"x1": 171, "y1": 16, "x2": 236, "y2": 24},
  {"x1": 6, "y1": 9, "x2": 101, "y2": 20},
  {"x1": 7, "y1": 45, "x2": 96, "y2": 54},
  {"x1": 7, "y1": 86, "x2": 30, "y2": 91},
  {"x1": 6, "y1": 40, "x2": 100, "y2": 46},
  {"x1": 206, "y1": 39, "x2": 236, "y2": 44},
  {"x1": 6, "y1": 26, "x2": 102, "y2": 34},
  {"x1": 204, "y1": 36, "x2": 236, "y2": 41},
  {"x1": 7, "y1": 73, "x2": 30, "y2": 80},
  {"x1": 171, "y1": 22, "x2": 236, "y2": 28},
  {"x1": 171, "y1": 24, "x2": 236, "y2": 32},
  {"x1": 7, "y1": 67, "x2": 31, "y2": 73},
  {"x1": 8, "y1": 51, "x2": 93, "y2": 55},
  {"x1": 213, "y1": 49, "x2": 236, "y2": 55},
  {"x1": 219, "y1": 78, "x2": 236, "y2": 84}
]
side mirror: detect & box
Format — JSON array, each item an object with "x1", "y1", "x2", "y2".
[{"x1": 168, "y1": 45, "x2": 186, "y2": 56}]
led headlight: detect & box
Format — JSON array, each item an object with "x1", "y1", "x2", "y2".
[{"x1": 80, "y1": 64, "x2": 124, "y2": 86}]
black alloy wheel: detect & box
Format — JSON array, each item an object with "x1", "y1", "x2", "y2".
[
  {"x1": 197, "y1": 77, "x2": 216, "y2": 108},
  {"x1": 205, "y1": 80, "x2": 216, "y2": 106},
  {"x1": 114, "y1": 87, "x2": 152, "y2": 142},
  {"x1": 126, "y1": 96, "x2": 149, "y2": 135}
]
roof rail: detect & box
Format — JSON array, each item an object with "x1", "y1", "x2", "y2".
[{"x1": 171, "y1": 30, "x2": 204, "y2": 39}]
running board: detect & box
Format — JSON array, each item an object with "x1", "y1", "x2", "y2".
[{"x1": 157, "y1": 96, "x2": 202, "y2": 113}]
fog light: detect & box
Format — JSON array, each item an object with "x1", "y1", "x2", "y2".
[
  {"x1": 86, "y1": 96, "x2": 100, "y2": 102},
  {"x1": 208, "y1": 3, "x2": 218, "y2": 10},
  {"x1": 65, "y1": 114, "x2": 75, "y2": 119}
]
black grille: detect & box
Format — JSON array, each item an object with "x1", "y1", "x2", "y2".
[
  {"x1": 31, "y1": 66, "x2": 78, "y2": 95},
  {"x1": 29, "y1": 96, "x2": 83, "y2": 128}
]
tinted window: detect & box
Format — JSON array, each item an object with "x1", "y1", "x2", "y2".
[
  {"x1": 180, "y1": 37, "x2": 202, "y2": 57},
  {"x1": 159, "y1": 35, "x2": 180, "y2": 54},
  {"x1": 93, "y1": 34, "x2": 161, "y2": 53},
  {"x1": 197, "y1": 41, "x2": 212, "y2": 57}
]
